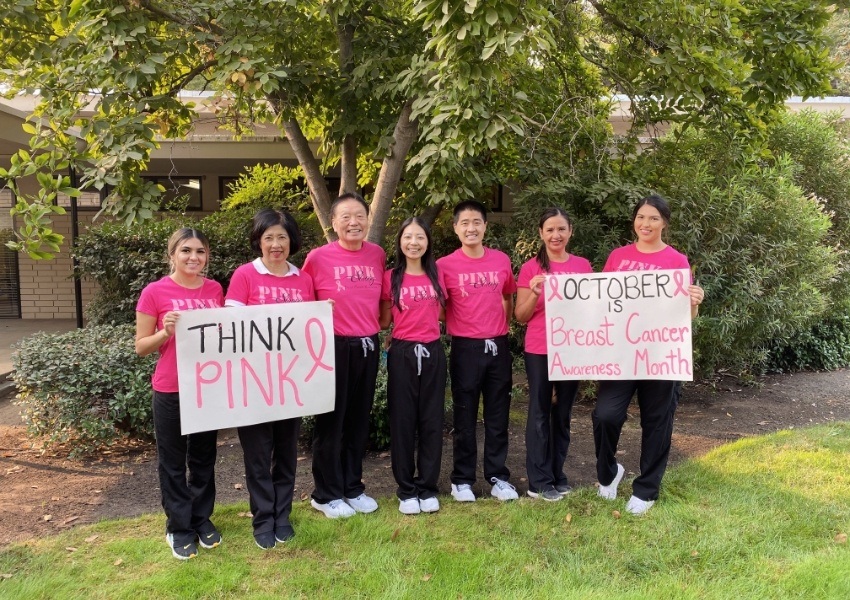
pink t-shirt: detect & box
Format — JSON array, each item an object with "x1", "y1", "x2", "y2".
[
  {"x1": 302, "y1": 241, "x2": 386, "y2": 336},
  {"x1": 136, "y1": 276, "x2": 224, "y2": 393},
  {"x1": 225, "y1": 258, "x2": 315, "y2": 306},
  {"x1": 437, "y1": 247, "x2": 517, "y2": 338},
  {"x1": 517, "y1": 254, "x2": 593, "y2": 354},
  {"x1": 603, "y1": 244, "x2": 690, "y2": 273},
  {"x1": 381, "y1": 269, "x2": 444, "y2": 342}
]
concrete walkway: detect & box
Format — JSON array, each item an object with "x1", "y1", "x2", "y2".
[{"x1": 1, "y1": 319, "x2": 78, "y2": 377}]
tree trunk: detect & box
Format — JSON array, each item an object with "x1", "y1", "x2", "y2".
[
  {"x1": 367, "y1": 100, "x2": 418, "y2": 244},
  {"x1": 337, "y1": 21, "x2": 357, "y2": 197},
  {"x1": 280, "y1": 118, "x2": 335, "y2": 241},
  {"x1": 420, "y1": 203, "x2": 442, "y2": 227},
  {"x1": 339, "y1": 135, "x2": 357, "y2": 195}
]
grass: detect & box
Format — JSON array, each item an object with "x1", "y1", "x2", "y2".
[{"x1": 1, "y1": 424, "x2": 849, "y2": 599}]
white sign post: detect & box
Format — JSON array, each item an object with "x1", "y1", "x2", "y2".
[
  {"x1": 545, "y1": 270, "x2": 693, "y2": 381},
  {"x1": 175, "y1": 302, "x2": 336, "y2": 434}
]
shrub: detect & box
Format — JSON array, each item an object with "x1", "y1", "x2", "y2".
[
  {"x1": 75, "y1": 206, "x2": 322, "y2": 325},
  {"x1": 765, "y1": 316, "x2": 850, "y2": 372},
  {"x1": 11, "y1": 325, "x2": 156, "y2": 456},
  {"x1": 639, "y1": 137, "x2": 838, "y2": 376},
  {"x1": 508, "y1": 127, "x2": 841, "y2": 377}
]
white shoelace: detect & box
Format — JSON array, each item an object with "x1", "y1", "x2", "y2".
[
  {"x1": 491, "y1": 478, "x2": 516, "y2": 492},
  {"x1": 484, "y1": 339, "x2": 498, "y2": 356},
  {"x1": 360, "y1": 337, "x2": 375, "y2": 357},
  {"x1": 413, "y1": 343, "x2": 430, "y2": 376}
]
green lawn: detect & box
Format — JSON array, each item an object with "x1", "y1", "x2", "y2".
[{"x1": 1, "y1": 424, "x2": 848, "y2": 599}]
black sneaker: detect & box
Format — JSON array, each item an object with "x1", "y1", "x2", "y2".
[
  {"x1": 198, "y1": 528, "x2": 222, "y2": 549},
  {"x1": 527, "y1": 486, "x2": 563, "y2": 502},
  {"x1": 254, "y1": 531, "x2": 276, "y2": 550},
  {"x1": 166, "y1": 533, "x2": 198, "y2": 560},
  {"x1": 275, "y1": 524, "x2": 295, "y2": 543},
  {"x1": 554, "y1": 483, "x2": 573, "y2": 496}
]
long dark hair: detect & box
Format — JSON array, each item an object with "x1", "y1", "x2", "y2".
[
  {"x1": 535, "y1": 207, "x2": 573, "y2": 273},
  {"x1": 391, "y1": 217, "x2": 445, "y2": 309}
]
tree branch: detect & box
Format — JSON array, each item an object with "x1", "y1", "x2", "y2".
[
  {"x1": 368, "y1": 100, "x2": 418, "y2": 244},
  {"x1": 586, "y1": 0, "x2": 665, "y2": 52},
  {"x1": 280, "y1": 117, "x2": 335, "y2": 240}
]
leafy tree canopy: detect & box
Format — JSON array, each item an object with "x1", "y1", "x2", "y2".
[{"x1": 0, "y1": 0, "x2": 841, "y2": 257}]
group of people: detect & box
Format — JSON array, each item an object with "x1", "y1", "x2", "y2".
[{"x1": 135, "y1": 192, "x2": 704, "y2": 560}]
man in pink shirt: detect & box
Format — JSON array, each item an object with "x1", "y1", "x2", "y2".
[
  {"x1": 438, "y1": 200, "x2": 519, "y2": 502},
  {"x1": 302, "y1": 192, "x2": 386, "y2": 518}
]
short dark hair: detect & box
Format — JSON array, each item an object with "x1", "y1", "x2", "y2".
[
  {"x1": 632, "y1": 194, "x2": 671, "y2": 226},
  {"x1": 452, "y1": 200, "x2": 488, "y2": 224},
  {"x1": 331, "y1": 192, "x2": 369, "y2": 218},
  {"x1": 250, "y1": 208, "x2": 302, "y2": 256}
]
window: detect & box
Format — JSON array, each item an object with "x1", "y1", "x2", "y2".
[
  {"x1": 218, "y1": 176, "x2": 240, "y2": 204},
  {"x1": 56, "y1": 189, "x2": 104, "y2": 210},
  {"x1": 0, "y1": 185, "x2": 13, "y2": 210},
  {"x1": 143, "y1": 176, "x2": 203, "y2": 210}
]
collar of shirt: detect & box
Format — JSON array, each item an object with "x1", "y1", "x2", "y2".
[{"x1": 252, "y1": 257, "x2": 300, "y2": 277}]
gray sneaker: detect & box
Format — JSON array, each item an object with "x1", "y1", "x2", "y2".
[
  {"x1": 527, "y1": 486, "x2": 563, "y2": 502},
  {"x1": 554, "y1": 483, "x2": 573, "y2": 496}
]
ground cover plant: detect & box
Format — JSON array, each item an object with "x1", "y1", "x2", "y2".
[{"x1": 1, "y1": 424, "x2": 847, "y2": 599}]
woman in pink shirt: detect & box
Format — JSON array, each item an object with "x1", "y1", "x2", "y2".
[
  {"x1": 225, "y1": 208, "x2": 315, "y2": 549},
  {"x1": 379, "y1": 217, "x2": 447, "y2": 515},
  {"x1": 135, "y1": 228, "x2": 224, "y2": 560},
  {"x1": 593, "y1": 195, "x2": 704, "y2": 515},
  {"x1": 515, "y1": 208, "x2": 593, "y2": 502}
]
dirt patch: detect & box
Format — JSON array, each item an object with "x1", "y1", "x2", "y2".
[{"x1": 1, "y1": 369, "x2": 849, "y2": 546}]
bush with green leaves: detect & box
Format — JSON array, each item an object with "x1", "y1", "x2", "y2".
[
  {"x1": 509, "y1": 124, "x2": 842, "y2": 376},
  {"x1": 11, "y1": 325, "x2": 156, "y2": 456},
  {"x1": 75, "y1": 188, "x2": 323, "y2": 325},
  {"x1": 765, "y1": 316, "x2": 850, "y2": 373}
]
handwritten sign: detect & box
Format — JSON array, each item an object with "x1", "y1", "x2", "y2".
[
  {"x1": 176, "y1": 302, "x2": 336, "y2": 434},
  {"x1": 545, "y1": 270, "x2": 693, "y2": 381}
]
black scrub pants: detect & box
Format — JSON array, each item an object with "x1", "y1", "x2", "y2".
[
  {"x1": 311, "y1": 334, "x2": 379, "y2": 503},
  {"x1": 238, "y1": 417, "x2": 300, "y2": 535},
  {"x1": 153, "y1": 391, "x2": 218, "y2": 546},
  {"x1": 524, "y1": 352, "x2": 579, "y2": 493},
  {"x1": 387, "y1": 338, "x2": 447, "y2": 501},
  {"x1": 449, "y1": 335, "x2": 512, "y2": 486},
  {"x1": 592, "y1": 379, "x2": 678, "y2": 501}
]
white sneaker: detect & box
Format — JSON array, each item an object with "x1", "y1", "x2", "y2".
[
  {"x1": 399, "y1": 498, "x2": 421, "y2": 515},
  {"x1": 311, "y1": 498, "x2": 356, "y2": 519},
  {"x1": 598, "y1": 463, "x2": 625, "y2": 500},
  {"x1": 451, "y1": 483, "x2": 476, "y2": 502},
  {"x1": 419, "y1": 497, "x2": 440, "y2": 513},
  {"x1": 490, "y1": 478, "x2": 519, "y2": 501},
  {"x1": 345, "y1": 493, "x2": 378, "y2": 513},
  {"x1": 625, "y1": 495, "x2": 655, "y2": 515}
]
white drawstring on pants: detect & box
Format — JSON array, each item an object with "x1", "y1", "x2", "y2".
[
  {"x1": 413, "y1": 344, "x2": 430, "y2": 376},
  {"x1": 361, "y1": 337, "x2": 375, "y2": 357},
  {"x1": 484, "y1": 339, "x2": 498, "y2": 356}
]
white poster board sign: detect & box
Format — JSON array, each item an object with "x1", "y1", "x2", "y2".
[
  {"x1": 545, "y1": 269, "x2": 693, "y2": 381},
  {"x1": 176, "y1": 302, "x2": 336, "y2": 434}
]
